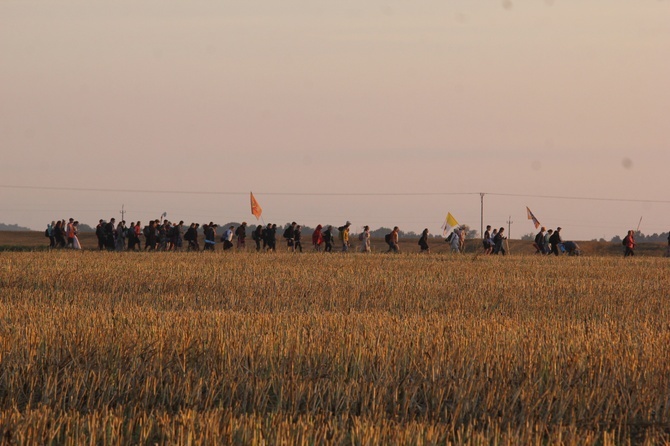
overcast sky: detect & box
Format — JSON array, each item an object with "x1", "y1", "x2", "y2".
[{"x1": 1, "y1": 1, "x2": 669, "y2": 240}]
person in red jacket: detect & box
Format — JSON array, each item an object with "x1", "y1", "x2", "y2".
[
  {"x1": 623, "y1": 230, "x2": 636, "y2": 257},
  {"x1": 312, "y1": 224, "x2": 323, "y2": 251}
]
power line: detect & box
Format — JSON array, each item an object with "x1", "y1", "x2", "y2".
[
  {"x1": 2, "y1": 184, "x2": 670, "y2": 204},
  {"x1": 0, "y1": 184, "x2": 477, "y2": 197},
  {"x1": 487, "y1": 192, "x2": 670, "y2": 204}
]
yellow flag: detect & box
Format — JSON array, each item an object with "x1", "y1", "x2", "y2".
[
  {"x1": 250, "y1": 192, "x2": 262, "y2": 220},
  {"x1": 441, "y1": 212, "x2": 459, "y2": 236}
]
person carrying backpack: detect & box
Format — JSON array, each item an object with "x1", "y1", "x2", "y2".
[
  {"x1": 323, "y1": 226, "x2": 334, "y2": 252},
  {"x1": 283, "y1": 222, "x2": 296, "y2": 251},
  {"x1": 222, "y1": 225, "x2": 235, "y2": 250},
  {"x1": 418, "y1": 228, "x2": 429, "y2": 253},
  {"x1": 387, "y1": 226, "x2": 400, "y2": 253},
  {"x1": 203, "y1": 223, "x2": 217, "y2": 251}
]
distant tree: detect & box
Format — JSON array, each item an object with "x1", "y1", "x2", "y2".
[
  {"x1": 521, "y1": 232, "x2": 534, "y2": 241},
  {"x1": 77, "y1": 223, "x2": 95, "y2": 233},
  {"x1": 0, "y1": 223, "x2": 32, "y2": 231}
]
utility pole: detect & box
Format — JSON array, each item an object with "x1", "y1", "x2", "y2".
[
  {"x1": 120, "y1": 204, "x2": 125, "y2": 223},
  {"x1": 507, "y1": 215, "x2": 513, "y2": 239},
  {"x1": 480, "y1": 193, "x2": 485, "y2": 238}
]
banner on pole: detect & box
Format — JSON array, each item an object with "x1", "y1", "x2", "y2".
[{"x1": 250, "y1": 192, "x2": 263, "y2": 220}]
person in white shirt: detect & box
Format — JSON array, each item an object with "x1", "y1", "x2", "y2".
[{"x1": 223, "y1": 226, "x2": 234, "y2": 250}]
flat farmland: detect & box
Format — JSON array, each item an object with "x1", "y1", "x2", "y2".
[
  {"x1": 1, "y1": 251, "x2": 669, "y2": 444},
  {"x1": 1, "y1": 230, "x2": 667, "y2": 257}
]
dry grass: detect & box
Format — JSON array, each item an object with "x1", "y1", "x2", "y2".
[{"x1": 1, "y1": 251, "x2": 669, "y2": 444}]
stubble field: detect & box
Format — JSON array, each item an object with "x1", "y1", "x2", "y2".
[{"x1": 1, "y1": 251, "x2": 669, "y2": 445}]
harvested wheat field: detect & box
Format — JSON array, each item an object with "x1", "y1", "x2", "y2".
[{"x1": 1, "y1": 251, "x2": 669, "y2": 445}]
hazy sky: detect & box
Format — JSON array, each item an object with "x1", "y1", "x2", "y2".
[{"x1": 1, "y1": 1, "x2": 669, "y2": 240}]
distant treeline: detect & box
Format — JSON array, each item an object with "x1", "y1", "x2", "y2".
[
  {"x1": 609, "y1": 232, "x2": 670, "y2": 244},
  {"x1": 6, "y1": 221, "x2": 478, "y2": 239},
  {"x1": 0, "y1": 223, "x2": 31, "y2": 231}
]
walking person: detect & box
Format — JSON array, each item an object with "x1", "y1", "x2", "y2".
[
  {"x1": 46, "y1": 221, "x2": 56, "y2": 248},
  {"x1": 338, "y1": 221, "x2": 351, "y2": 252},
  {"x1": 253, "y1": 224, "x2": 263, "y2": 251},
  {"x1": 623, "y1": 230, "x2": 636, "y2": 257},
  {"x1": 386, "y1": 226, "x2": 400, "y2": 253},
  {"x1": 174, "y1": 221, "x2": 185, "y2": 251},
  {"x1": 323, "y1": 225, "x2": 334, "y2": 252},
  {"x1": 450, "y1": 228, "x2": 461, "y2": 253},
  {"x1": 458, "y1": 227, "x2": 466, "y2": 253},
  {"x1": 262, "y1": 224, "x2": 272, "y2": 251},
  {"x1": 482, "y1": 225, "x2": 493, "y2": 255},
  {"x1": 104, "y1": 218, "x2": 116, "y2": 250},
  {"x1": 115, "y1": 220, "x2": 126, "y2": 251},
  {"x1": 133, "y1": 221, "x2": 143, "y2": 251},
  {"x1": 72, "y1": 221, "x2": 82, "y2": 250},
  {"x1": 312, "y1": 225, "x2": 323, "y2": 251},
  {"x1": 53, "y1": 221, "x2": 66, "y2": 248},
  {"x1": 157, "y1": 221, "x2": 169, "y2": 251},
  {"x1": 266, "y1": 224, "x2": 277, "y2": 252},
  {"x1": 534, "y1": 227, "x2": 546, "y2": 254},
  {"x1": 418, "y1": 228, "x2": 430, "y2": 253},
  {"x1": 65, "y1": 218, "x2": 75, "y2": 248},
  {"x1": 236, "y1": 222, "x2": 247, "y2": 250},
  {"x1": 294, "y1": 225, "x2": 303, "y2": 252},
  {"x1": 544, "y1": 229, "x2": 553, "y2": 254},
  {"x1": 549, "y1": 227, "x2": 562, "y2": 256},
  {"x1": 145, "y1": 221, "x2": 157, "y2": 251},
  {"x1": 203, "y1": 223, "x2": 217, "y2": 251},
  {"x1": 184, "y1": 223, "x2": 197, "y2": 251},
  {"x1": 359, "y1": 225, "x2": 371, "y2": 253},
  {"x1": 127, "y1": 222, "x2": 137, "y2": 251},
  {"x1": 222, "y1": 225, "x2": 235, "y2": 251},
  {"x1": 493, "y1": 227, "x2": 506, "y2": 255},
  {"x1": 283, "y1": 222, "x2": 297, "y2": 251},
  {"x1": 95, "y1": 219, "x2": 105, "y2": 250}
]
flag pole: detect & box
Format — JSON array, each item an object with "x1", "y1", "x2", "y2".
[{"x1": 636, "y1": 216, "x2": 642, "y2": 233}]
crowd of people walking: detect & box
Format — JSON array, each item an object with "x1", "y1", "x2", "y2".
[
  {"x1": 530, "y1": 226, "x2": 582, "y2": 256},
  {"x1": 43, "y1": 217, "x2": 455, "y2": 254},
  {"x1": 45, "y1": 219, "x2": 82, "y2": 250},
  {"x1": 44, "y1": 217, "x2": 663, "y2": 257}
]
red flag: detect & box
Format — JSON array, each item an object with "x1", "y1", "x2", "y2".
[
  {"x1": 250, "y1": 192, "x2": 262, "y2": 220},
  {"x1": 526, "y1": 206, "x2": 541, "y2": 229}
]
